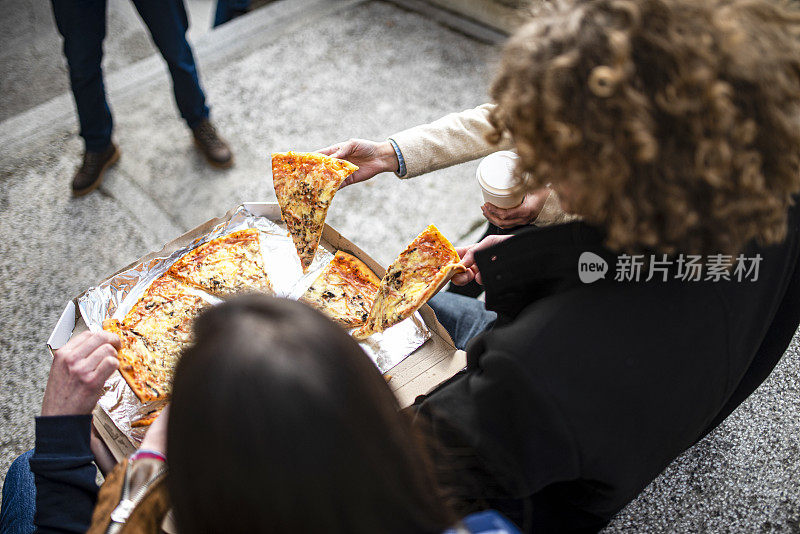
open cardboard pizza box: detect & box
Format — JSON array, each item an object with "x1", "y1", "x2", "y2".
[{"x1": 47, "y1": 202, "x2": 465, "y2": 461}]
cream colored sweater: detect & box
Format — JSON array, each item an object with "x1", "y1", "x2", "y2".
[{"x1": 388, "y1": 104, "x2": 574, "y2": 227}]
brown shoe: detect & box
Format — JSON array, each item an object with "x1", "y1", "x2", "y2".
[
  {"x1": 192, "y1": 120, "x2": 233, "y2": 168},
  {"x1": 72, "y1": 143, "x2": 120, "y2": 197}
]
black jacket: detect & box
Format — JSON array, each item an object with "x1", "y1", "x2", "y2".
[
  {"x1": 416, "y1": 201, "x2": 800, "y2": 533},
  {"x1": 30, "y1": 415, "x2": 99, "y2": 533}
]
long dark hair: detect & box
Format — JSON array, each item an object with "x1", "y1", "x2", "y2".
[{"x1": 167, "y1": 295, "x2": 456, "y2": 533}]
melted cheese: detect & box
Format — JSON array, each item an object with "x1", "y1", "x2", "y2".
[
  {"x1": 302, "y1": 251, "x2": 379, "y2": 327},
  {"x1": 359, "y1": 225, "x2": 461, "y2": 337},
  {"x1": 169, "y1": 229, "x2": 272, "y2": 296}
]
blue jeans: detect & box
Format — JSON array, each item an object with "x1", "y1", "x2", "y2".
[
  {"x1": 429, "y1": 292, "x2": 497, "y2": 351},
  {"x1": 51, "y1": 0, "x2": 210, "y2": 151},
  {"x1": 0, "y1": 450, "x2": 35, "y2": 534},
  {"x1": 213, "y1": 0, "x2": 252, "y2": 27}
]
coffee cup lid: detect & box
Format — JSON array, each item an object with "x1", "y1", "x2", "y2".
[{"x1": 477, "y1": 151, "x2": 519, "y2": 195}]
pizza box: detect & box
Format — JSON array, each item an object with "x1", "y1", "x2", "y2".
[{"x1": 47, "y1": 202, "x2": 465, "y2": 462}]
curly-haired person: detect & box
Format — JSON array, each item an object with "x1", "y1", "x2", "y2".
[{"x1": 321, "y1": 0, "x2": 800, "y2": 531}]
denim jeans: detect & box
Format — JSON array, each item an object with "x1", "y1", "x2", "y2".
[
  {"x1": 0, "y1": 450, "x2": 35, "y2": 534},
  {"x1": 429, "y1": 292, "x2": 497, "y2": 351},
  {"x1": 213, "y1": 0, "x2": 252, "y2": 27},
  {"x1": 51, "y1": 0, "x2": 210, "y2": 151}
]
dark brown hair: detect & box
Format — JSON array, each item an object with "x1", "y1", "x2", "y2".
[
  {"x1": 489, "y1": 0, "x2": 800, "y2": 255},
  {"x1": 167, "y1": 296, "x2": 456, "y2": 534}
]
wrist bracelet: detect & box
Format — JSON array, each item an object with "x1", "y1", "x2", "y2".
[
  {"x1": 130, "y1": 449, "x2": 166, "y2": 462},
  {"x1": 387, "y1": 138, "x2": 407, "y2": 178}
]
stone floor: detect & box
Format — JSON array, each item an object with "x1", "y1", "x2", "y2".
[{"x1": 0, "y1": 0, "x2": 798, "y2": 531}]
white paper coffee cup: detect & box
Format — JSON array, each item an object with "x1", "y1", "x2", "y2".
[{"x1": 477, "y1": 151, "x2": 525, "y2": 209}]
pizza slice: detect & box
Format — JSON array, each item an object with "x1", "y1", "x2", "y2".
[
  {"x1": 103, "y1": 274, "x2": 208, "y2": 402},
  {"x1": 131, "y1": 408, "x2": 163, "y2": 428},
  {"x1": 354, "y1": 225, "x2": 465, "y2": 339},
  {"x1": 302, "y1": 251, "x2": 381, "y2": 328},
  {"x1": 168, "y1": 228, "x2": 273, "y2": 297},
  {"x1": 272, "y1": 151, "x2": 358, "y2": 272},
  {"x1": 103, "y1": 318, "x2": 175, "y2": 403}
]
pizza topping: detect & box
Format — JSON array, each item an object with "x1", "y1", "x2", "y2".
[
  {"x1": 168, "y1": 228, "x2": 272, "y2": 297},
  {"x1": 302, "y1": 251, "x2": 380, "y2": 328}
]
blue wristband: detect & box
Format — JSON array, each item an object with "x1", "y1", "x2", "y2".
[{"x1": 387, "y1": 138, "x2": 407, "y2": 178}]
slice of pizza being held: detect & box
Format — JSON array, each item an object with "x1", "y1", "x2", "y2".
[
  {"x1": 103, "y1": 274, "x2": 208, "y2": 402},
  {"x1": 168, "y1": 228, "x2": 273, "y2": 297},
  {"x1": 271, "y1": 151, "x2": 358, "y2": 272},
  {"x1": 302, "y1": 251, "x2": 380, "y2": 328},
  {"x1": 353, "y1": 225, "x2": 465, "y2": 340}
]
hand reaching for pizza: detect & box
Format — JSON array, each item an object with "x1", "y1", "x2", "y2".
[
  {"x1": 481, "y1": 188, "x2": 551, "y2": 229},
  {"x1": 316, "y1": 139, "x2": 399, "y2": 188},
  {"x1": 41, "y1": 331, "x2": 120, "y2": 416},
  {"x1": 451, "y1": 234, "x2": 514, "y2": 286}
]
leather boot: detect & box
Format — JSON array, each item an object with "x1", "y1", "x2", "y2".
[
  {"x1": 192, "y1": 120, "x2": 233, "y2": 168},
  {"x1": 72, "y1": 143, "x2": 120, "y2": 197}
]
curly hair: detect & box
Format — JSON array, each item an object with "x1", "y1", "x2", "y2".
[{"x1": 488, "y1": 0, "x2": 800, "y2": 255}]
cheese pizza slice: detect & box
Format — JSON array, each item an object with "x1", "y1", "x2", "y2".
[
  {"x1": 302, "y1": 251, "x2": 381, "y2": 328},
  {"x1": 271, "y1": 151, "x2": 358, "y2": 272},
  {"x1": 353, "y1": 225, "x2": 465, "y2": 339},
  {"x1": 168, "y1": 228, "x2": 273, "y2": 297},
  {"x1": 103, "y1": 274, "x2": 208, "y2": 402}
]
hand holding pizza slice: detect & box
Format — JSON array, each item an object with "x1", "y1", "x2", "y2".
[
  {"x1": 271, "y1": 151, "x2": 358, "y2": 272},
  {"x1": 354, "y1": 225, "x2": 465, "y2": 339}
]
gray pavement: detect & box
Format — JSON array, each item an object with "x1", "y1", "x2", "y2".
[{"x1": 0, "y1": 0, "x2": 798, "y2": 531}]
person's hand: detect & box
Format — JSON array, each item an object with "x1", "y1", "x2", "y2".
[
  {"x1": 452, "y1": 234, "x2": 514, "y2": 286},
  {"x1": 317, "y1": 139, "x2": 399, "y2": 188},
  {"x1": 139, "y1": 407, "x2": 169, "y2": 457},
  {"x1": 481, "y1": 188, "x2": 551, "y2": 229},
  {"x1": 41, "y1": 331, "x2": 120, "y2": 416},
  {"x1": 91, "y1": 426, "x2": 118, "y2": 475}
]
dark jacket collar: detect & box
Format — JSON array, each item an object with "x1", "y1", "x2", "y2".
[{"x1": 475, "y1": 222, "x2": 614, "y2": 318}]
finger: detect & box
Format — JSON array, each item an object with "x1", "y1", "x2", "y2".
[
  {"x1": 455, "y1": 246, "x2": 470, "y2": 259},
  {"x1": 500, "y1": 205, "x2": 527, "y2": 219},
  {"x1": 451, "y1": 269, "x2": 475, "y2": 286},
  {"x1": 482, "y1": 203, "x2": 507, "y2": 218},
  {"x1": 481, "y1": 205, "x2": 507, "y2": 227},
  {"x1": 86, "y1": 355, "x2": 119, "y2": 389},
  {"x1": 73, "y1": 332, "x2": 120, "y2": 360},
  {"x1": 339, "y1": 170, "x2": 368, "y2": 189},
  {"x1": 74, "y1": 343, "x2": 118, "y2": 376},
  {"x1": 61, "y1": 330, "x2": 93, "y2": 352},
  {"x1": 485, "y1": 202, "x2": 523, "y2": 222},
  {"x1": 316, "y1": 145, "x2": 338, "y2": 156},
  {"x1": 461, "y1": 246, "x2": 478, "y2": 266}
]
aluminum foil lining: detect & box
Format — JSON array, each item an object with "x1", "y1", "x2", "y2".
[{"x1": 78, "y1": 205, "x2": 432, "y2": 445}]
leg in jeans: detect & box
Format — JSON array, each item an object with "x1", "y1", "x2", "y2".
[
  {"x1": 213, "y1": 0, "x2": 252, "y2": 27},
  {"x1": 0, "y1": 450, "x2": 36, "y2": 534},
  {"x1": 133, "y1": 0, "x2": 210, "y2": 128},
  {"x1": 51, "y1": 0, "x2": 113, "y2": 152},
  {"x1": 429, "y1": 292, "x2": 497, "y2": 351}
]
